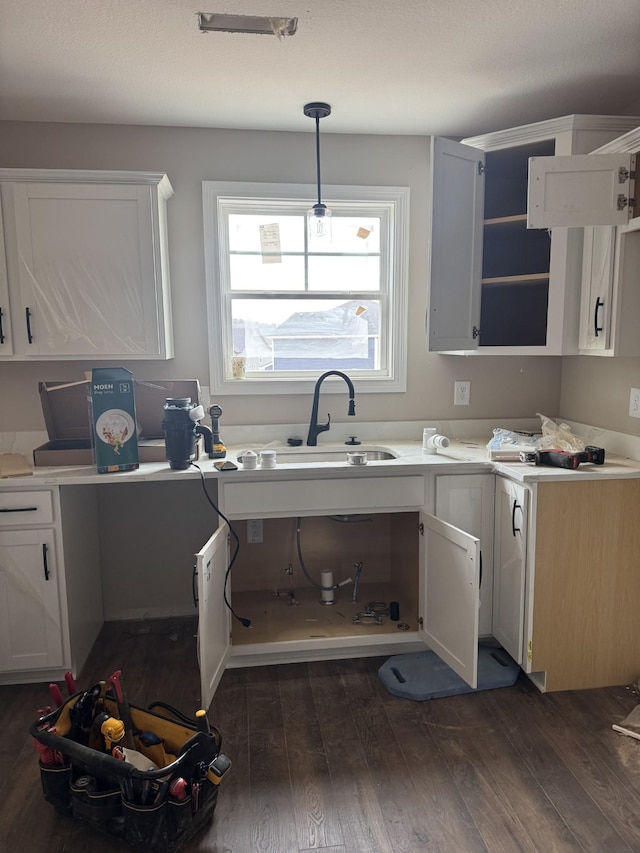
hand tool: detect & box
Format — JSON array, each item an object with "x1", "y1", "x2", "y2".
[
  {"x1": 64, "y1": 671, "x2": 77, "y2": 695},
  {"x1": 107, "y1": 670, "x2": 136, "y2": 749},
  {"x1": 194, "y1": 709, "x2": 210, "y2": 734},
  {"x1": 519, "y1": 445, "x2": 605, "y2": 469},
  {"x1": 206, "y1": 754, "x2": 232, "y2": 785},
  {"x1": 169, "y1": 777, "x2": 188, "y2": 801},
  {"x1": 48, "y1": 683, "x2": 64, "y2": 708}
]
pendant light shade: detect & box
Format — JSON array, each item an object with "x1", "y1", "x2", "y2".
[{"x1": 304, "y1": 102, "x2": 332, "y2": 239}]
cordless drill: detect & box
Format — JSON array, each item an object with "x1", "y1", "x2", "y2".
[{"x1": 519, "y1": 445, "x2": 605, "y2": 469}]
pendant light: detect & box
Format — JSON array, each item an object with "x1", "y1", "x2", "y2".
[{"x1": 304, "y1": 102, "x2": 332, "y2": 239}]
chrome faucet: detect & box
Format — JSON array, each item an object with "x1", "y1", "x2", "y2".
[{"x1": 306, "y1": 370, "x2": 356, "y2": 446}]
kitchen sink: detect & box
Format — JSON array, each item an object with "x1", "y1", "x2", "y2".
[{"x1": 273, "y1": 445, "x2": 398, "y2": 464}]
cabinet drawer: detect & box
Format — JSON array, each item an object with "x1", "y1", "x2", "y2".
[
  {"x1": 0, "y1": 490, "x2": 54, "y2": 526},
  {"x1": 222, "y1": 475, "x2": 427, "y2": 518}
]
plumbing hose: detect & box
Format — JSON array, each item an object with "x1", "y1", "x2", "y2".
[{"x1": 295, "y1": 517, "x2": 351, "y2": 591}]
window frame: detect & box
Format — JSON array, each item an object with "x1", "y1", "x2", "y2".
[{"x1": 202, "y1": 181, "x2": 409, "y2": 395}]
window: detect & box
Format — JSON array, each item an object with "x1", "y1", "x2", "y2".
[{"x1": 202, "y1": 182, "x2": 409, "y2": 394}]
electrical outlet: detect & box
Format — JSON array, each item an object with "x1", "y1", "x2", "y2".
[
  {"x1": 630, "y1": 388, "x2": 640, "y2": 418},
  {"x1": 454, "y1": 380, "x2": 471, "y2": 406},
  {"x1": 247, "y1": 519, "x2": 263, "y2": 543}
]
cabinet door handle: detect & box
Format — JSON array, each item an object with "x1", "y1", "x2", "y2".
[
  {"x1": 479, "y1": 550, "x2": 483, "y2": 588},
  {"x1": 42, "y1": 543, "x2": 50, "y2": 581},
  {"x1": 0, "y1": 307, "x2": 4, "y2": 344},
  {"x1": 25, "y1": 307, "x2": 34, "y2": 344},
  {"x1": 511, "y1": 500, "x2": 521, "y2": 536},
  {"x1": 192, "y1": 564, "x2": 198, "y2": 607},
  {"x1": 594, "y1": 297, "x2": 604, "y2": 337},
  {"x1": 0, "y1": 506, "x2": 38, "y2": 513}
]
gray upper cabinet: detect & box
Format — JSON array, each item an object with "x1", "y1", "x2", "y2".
[
  {"x1": 0, "y1": 170, "x2": 174, "y2": 360},
  {"x1": 427, "y1": 115, "x2": 640, "y2": 356}
]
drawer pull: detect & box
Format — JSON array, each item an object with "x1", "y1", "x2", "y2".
[
  {"x1": 0, "y1": 506, "x2": 38, "y2": 513},
  {"x1": 43, "y1": 543, "x2": 50, "y2": 581},
  {"x1": 0, "y1": 306, "x2": 4, "y2": 344},
  {"x1": 511, "y1": 500, "x2": 521, "y2": 536}
]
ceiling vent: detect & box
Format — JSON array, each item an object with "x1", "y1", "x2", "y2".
[{"x1": 197, "y1": 13, "x2": 298, "y2": 38}]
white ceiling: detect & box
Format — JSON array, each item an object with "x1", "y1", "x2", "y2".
[{"x1": 1, "y1": 0, "x2": 639, "y2": 137}]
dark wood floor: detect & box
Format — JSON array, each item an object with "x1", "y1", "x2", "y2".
[{"x1": 3, "y1": 618, "x2": 640, "y2": 852}]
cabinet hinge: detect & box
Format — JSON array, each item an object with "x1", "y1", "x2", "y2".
[
  {"x1": 618, "y1": 166, "x2": 635, "y2": 183},
  {"x1": 617, "y1": 194, "x2": 631, "y2": 211},
  {"x1": 478, "y1": 162, "x2": 486, "y2": 176},
  {"x1": 418, "y1": 522, "x2": 424, "y2": 535},
  {"x1": 527, "y1": 639, "x2": 533, "y2": 663},
  {"x1": 472, "y1": 326, "x2": 481, "y2": 339},
  {"x1": 418, "y1": 616, "x2": 424, "y2": 629}
]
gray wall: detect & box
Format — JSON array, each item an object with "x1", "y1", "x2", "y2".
[{"x1": 0, "y1": 118, "x2": 578, "y2": 434}]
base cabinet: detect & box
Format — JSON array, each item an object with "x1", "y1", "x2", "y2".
[
  {"x1": 526, "y1": 478, "x2": 640, "y2": 691},
  {"x1": 195, "y1": 472, "x2": 485, "y2": 709},
  {"x1": 492, "y1": 477, "x2": 527, "y2": 664},
  {"x1": 0, "y1": 485, "x2": 102, "y2": 685},
  {"x1": 0, "y1": 528, "x2": 63, "y2": 671}
]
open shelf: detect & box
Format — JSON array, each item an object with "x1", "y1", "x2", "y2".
[{"x1": 482, "y1": 273, "x2": 550, "y2": 286}]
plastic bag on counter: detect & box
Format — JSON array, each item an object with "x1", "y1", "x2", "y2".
[
  {"x1": 536, "y1": 413, "x2": 585, "y2": 452},
  {"x1": 486, "y1": 429, "x2": 540, "y2": 451}
]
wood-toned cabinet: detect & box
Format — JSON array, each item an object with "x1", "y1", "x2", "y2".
[
  {"x1": 0, "y1": 169, "x2": 174, "y2": 360},
  {"x1": 428, "y1": 115, "x2": 640, "y2": 355}
]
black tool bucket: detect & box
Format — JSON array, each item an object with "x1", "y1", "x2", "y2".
[{"x1": 31, "y1": 687, "x2": 231, "y2": 853}]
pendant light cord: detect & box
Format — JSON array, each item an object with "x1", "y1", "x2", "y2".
[{"x1": 314, "y1": 113, "x2": 322, "y2": 206}]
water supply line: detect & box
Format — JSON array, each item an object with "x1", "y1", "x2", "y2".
[{"x1": 295, "y1": 517, "x2": 352, "y2": 595}]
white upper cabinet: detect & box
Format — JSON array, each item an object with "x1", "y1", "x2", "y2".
[
  {"x1": 428, "y1": 115, "x2": 640, "y2": 355},
  {"x1": 528, "y1": 154, "x2": 634, "y2": 228},
  {"x1": 0, "y1": 170, "x2": 174, "y2": 360},
  {"x1": 527, "y1": 125, "x2": 640, "y2": 356}
]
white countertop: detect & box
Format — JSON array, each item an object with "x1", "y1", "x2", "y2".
[{"x1": 3, "y1": 437, "x2": 640, "y2": 488}]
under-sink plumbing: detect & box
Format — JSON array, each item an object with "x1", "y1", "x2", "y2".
[{"x1": 352, "y1": 561, "x2": 364, "y2": 602}]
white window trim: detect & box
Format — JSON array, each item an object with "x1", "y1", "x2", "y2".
[{"x1": 202, "y1": 181, "x2": 409, "y2": 395}]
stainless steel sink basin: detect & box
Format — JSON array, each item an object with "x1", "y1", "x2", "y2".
[{"x1": 273, "y1": 445, "x2": 398, "y2": 464}]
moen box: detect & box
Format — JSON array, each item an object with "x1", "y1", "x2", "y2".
[
  {"x1": 33, "y1": 378, "x2": 201, "y2": 467},
  {"x1": 90, "y1": 367, "x2": 139, "y2": 473}
]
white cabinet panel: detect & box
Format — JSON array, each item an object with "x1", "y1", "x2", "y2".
[
  {"x1": 434, "y1": 473, "x2": 495, "y2": 636},
  {"x1": 420, "y1": 511, "x2": 480, "y2": 689},
  {"x1": 0, "y1": 170, "x2": 174, "y2": 360},
  {"x1": 0, "y1": 529, "x2": 63, "y2": 671},
  {"x1": 579, "y1": 226, "x2": 615, "y2": 351},
  {"x1": 195, "y1": 522, "x2": 231, "y2": 711},
  {"x1": 222, "y1": 475, "x2": 426, "y2": 519},
  {"x1": 428, "y1": 137, "x2": 484, "y2": 351},
  {"x1": 0, "y1": 490, "x2": 53, "y2": 526},
  {"x1": 0, "y1": 201, "x2": 12, "y2": 355},
  {"x1": 528, "y1": 154, "x2": 634, "y2": 228},
  {"x1": 493, "y1": 478, "x2": 527, "y2": 664}
]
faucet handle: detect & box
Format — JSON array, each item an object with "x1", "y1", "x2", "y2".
[{"x1": 345, "y1": 436, "x2": 361, "y2": 445}]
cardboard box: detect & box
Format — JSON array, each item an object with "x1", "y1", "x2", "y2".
[
  {"x1": 34, "y1": 378, "x2": 201, "y2": 467},
  {"x1": 90, "y1": 367, "x2": 139, "y2": 473}
]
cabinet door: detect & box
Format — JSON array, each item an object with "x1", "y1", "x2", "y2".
[
  {"x1": 420, "y1": 510, "x2": 480, "y2": 688},
  {"x1": 10, "y1": 182, "x2": 168, "y2": 358},
  {"x1": 579, "y1": 226, "x2": 615, "y2": 351},
  {"x1": 0, "y1": 201, "x2": 12, "y2": 355},
  {"x1": 492, "y1": 478, "x2": 528, "y2": 664},
  {"x1": 434, "y1": 473, "x2": 495, "y2": 636},
  {"x1": 0, "y1": 529, "x2": 64, "y2": 671},
  {"x1": 528, "y1": 154, "x2": 634, "y2": 228},
  {"x1": 195, "y1": 523, "x2": 231, "y2": 711},
  {"x1": 428, "y1": 137, "x2": 484, "y2": 351}
]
